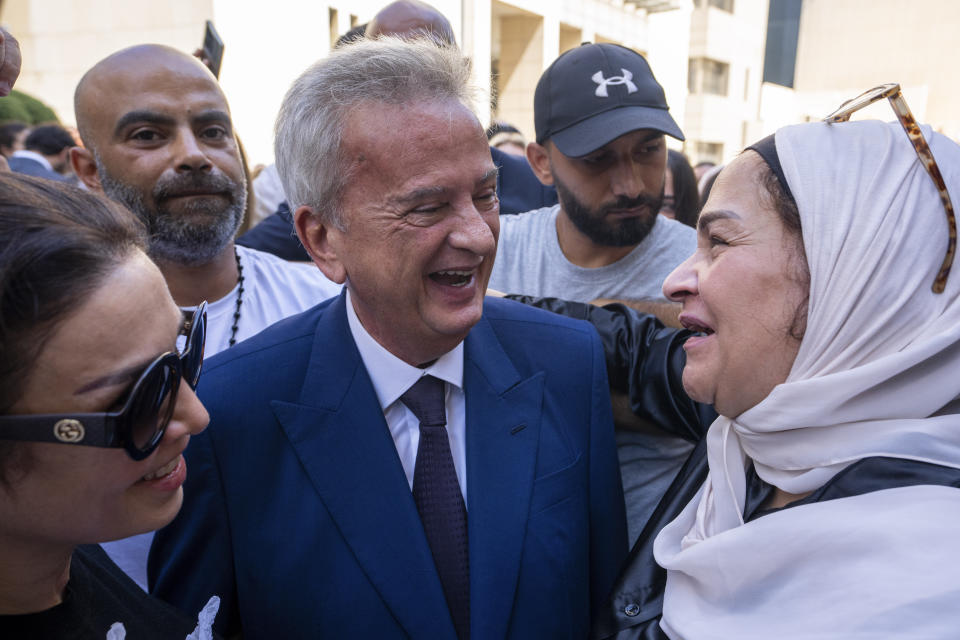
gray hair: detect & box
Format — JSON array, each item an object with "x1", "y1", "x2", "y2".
[{"x1": 275, "y1": 36, "x2": 478, "y2": 229}]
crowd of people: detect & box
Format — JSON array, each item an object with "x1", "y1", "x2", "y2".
[{"x1": 1, "y1": 1, "x2": 959, "y2": 638}]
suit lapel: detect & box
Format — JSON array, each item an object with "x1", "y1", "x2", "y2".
[
  {"x1": 271, "y1": 294, "x2": 457, "y2": 639},
  {"x1": 464, "y1": 316, "x2": 544, "y2": 639}
]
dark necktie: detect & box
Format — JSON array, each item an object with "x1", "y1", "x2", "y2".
[{"x1": 401, "y1": 375, "x2": 470, "y2": 640}]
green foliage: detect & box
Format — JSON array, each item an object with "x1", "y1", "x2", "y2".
[{"x1": 0, "y1": 90, "x2": 59, "y2": 125}]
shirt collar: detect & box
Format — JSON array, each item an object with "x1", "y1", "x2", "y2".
[{"x1": 345, "y1": 288, "x2": 464, "y2": 412}]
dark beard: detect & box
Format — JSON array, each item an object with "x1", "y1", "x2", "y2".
[
  {"x1": 96, "y1": 154, "x2": 247, "y2": 267},
  {"x1": 554, "y1": 176, "x2": 662, "y2": 248}
]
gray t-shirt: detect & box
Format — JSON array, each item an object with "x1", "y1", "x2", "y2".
[
  {"x1": 490, "y1": 205, "x2": 697, "y2": 543},
  {"x1": 490, "y1": 204, "x2": 695, "y2": 302}
]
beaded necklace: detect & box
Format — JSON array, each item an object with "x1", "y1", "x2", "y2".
[{"x1": 229, "y1": 247, "x2": 244, "y2": 348}]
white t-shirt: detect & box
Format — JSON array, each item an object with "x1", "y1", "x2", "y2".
[
  {"x1": 102, "y1": 245, "x2": 341, "y2": 589},
  {"x1": 194, "y1": 245, "x2": 342, "y2": 356}
]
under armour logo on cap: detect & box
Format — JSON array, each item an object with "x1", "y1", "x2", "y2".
[
  {"x1": 534, "y1": 43, "x2": 684, "y2": 157},
  {"x1": 591, "y1": 69, "x2": 638, "y2": 98}
]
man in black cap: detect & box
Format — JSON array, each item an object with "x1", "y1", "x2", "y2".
[{"x1": 489, "y1": 43, "x2": 697, "y2": 545}]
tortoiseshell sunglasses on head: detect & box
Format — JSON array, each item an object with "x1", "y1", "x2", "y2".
[{"x1": 823, "y1": 83, "x2": 956, "y2": 293}]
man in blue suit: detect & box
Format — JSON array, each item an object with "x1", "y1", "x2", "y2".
[{"x1": 150, "y1": 37, "x2": 626, "y2": 639}]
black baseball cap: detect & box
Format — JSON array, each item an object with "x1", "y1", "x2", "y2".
[{"x1": 534, "y1": 43, "x2": 684, "y2": 157}]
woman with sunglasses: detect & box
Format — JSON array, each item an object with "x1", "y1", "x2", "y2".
[
  {"x1": 0, "y1": 173, "x2": 216, "y2": 637},
  {"x1": 520, "y1": 104, "x2": 960, "y2": 638}
]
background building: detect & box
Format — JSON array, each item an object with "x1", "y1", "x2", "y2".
[
  {"x1": 3, "y1": 0, "x2": 958, "y2": 168},
  {"x1": 1, "y1": 0, "x2": 691, "y2": 167},
  {"x1": 683, "y1": 0, "x2": 768, "y2": 165},
  {"x1": 760, "y1": 0, "x2": 958, "y2": 143}
]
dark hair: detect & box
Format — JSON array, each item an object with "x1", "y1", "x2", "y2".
[
  {"x1": 23, "y1": 125, "x2": 75, "y2": 156},
  {"x1": 666, "y1": 150, "x2": 700, "y2": 228},
  {"x1": 0, "y1": 122, "x2": 28, "y2": 153},
  {"x1": 486, "y1": 121, "x2": 521, "y2": 139},
  {"x1": 335, "y1": 23, "x2": 368, "y2": 49},
  {"x1": 0, "y1": 173, "x2": 147, "y2": 482},
  {"x1": 754, "y1": 156, "x2": 808, "y2": 341}
]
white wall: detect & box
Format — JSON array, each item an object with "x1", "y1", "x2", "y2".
[
  {"x1": 793, "y1": 0, "x2": 959, "y2": 140},
  {"x1": 6, "y1": 0, "x2": 213, "y2": 134},
  {"x1": 647, "y1": 1, "x2": 693, "y2": 151}
]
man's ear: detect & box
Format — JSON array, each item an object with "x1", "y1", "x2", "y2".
[
  {"x1": 525, "y1": 141, "x2": 554, "y2": 186},
  {"x1": 70, "y1": 146, "x2": 101, "y2": 191},
  {"x1": 294, "y1": 205, "x2": 347, "y2": 284}
]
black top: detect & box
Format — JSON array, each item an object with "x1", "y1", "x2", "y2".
[
  {"x1": 0, "y1": 544, "x2": 214, "y2": 640},
  {"x1": 236, "y1": 201, "x2": 308, "y2": 262},
  {"x1": 744, "y1": 455, "x2": 960, "y2": 522}
]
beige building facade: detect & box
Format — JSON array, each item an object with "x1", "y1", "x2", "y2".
[
  {"x1": 759, "y1": 0, "x2": 959, "y2": 146},
  {"x1": 8, "y1": 0, "x2": 955, "y2": 171},
  {"x1": 2, "y1": 0, "x2": 698, "y2": 167},
  {"x1": 683, "y1": 0, "x2": 768, "y2": 165}
]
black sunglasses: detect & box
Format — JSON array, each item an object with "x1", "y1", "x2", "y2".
[{"x1": 0, "y1": 302, "x2": 207, "y2": 461}]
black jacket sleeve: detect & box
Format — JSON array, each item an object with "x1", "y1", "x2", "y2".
[
  {"x1": 506, "y1": 296, "x2": 718, "y2": 640},
  {"x1": 505, "y1": 296, "x2": 716, "y2": 441}
]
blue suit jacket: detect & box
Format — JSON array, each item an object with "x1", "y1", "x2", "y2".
[
  {"x1": 150, "y1": 294, "x2": 626, "y2": 639},
  {"x1": 7, "y1": 156, "x2": 70, "y2": 182}
]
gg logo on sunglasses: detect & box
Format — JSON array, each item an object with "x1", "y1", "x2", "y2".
[
  {"x1": 0, "y1": 302, "x2": 207, "y2": 461},
  {"x1": 53, "y1": 418, "x2": 86, "y2": 443}
]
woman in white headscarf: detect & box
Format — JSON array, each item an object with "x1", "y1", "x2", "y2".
[
  {"x1": 520, "y1": 114, "x2": 960, "y2": 639},
  {"x1": 654, "y1": 116, "x2": 960, "y2": 639}
]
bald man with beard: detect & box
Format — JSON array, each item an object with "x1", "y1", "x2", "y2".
[{"x1": 70, "y1": 44, "x2": 341, "y2": 589}]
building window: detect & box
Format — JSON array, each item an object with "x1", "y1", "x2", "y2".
[
  {"x1": 763, "y1": 0, "x2": 803, "y2": 88},
  {"x1": 688, "y1": 58, "x2": 730, "y2": 96}
]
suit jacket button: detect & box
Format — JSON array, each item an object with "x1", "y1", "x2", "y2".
[{"x1": 624, "y1": 603, "x2": 640, "y2": 617}]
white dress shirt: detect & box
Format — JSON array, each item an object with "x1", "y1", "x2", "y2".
[{"x1": 346, "y1": 290, "x2": 468, "y2": 505}]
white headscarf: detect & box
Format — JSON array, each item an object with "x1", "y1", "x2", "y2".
[{"x1": 654, "y1": 120, "x2": 960, "y2": 638}]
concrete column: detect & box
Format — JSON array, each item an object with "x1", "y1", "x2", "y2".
[
  {"x1": 461, "y1": 0, "x2": 493, "y2": 127},
  {"x1": 496, "y1": 13, "x2": 543, "y2": 141},
  {"x1": 541, "y1": 9, "x2": 560, "y2": 66},
  {"x1": 560, "y1": 24, "x2": 584, "y2": 55}
]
